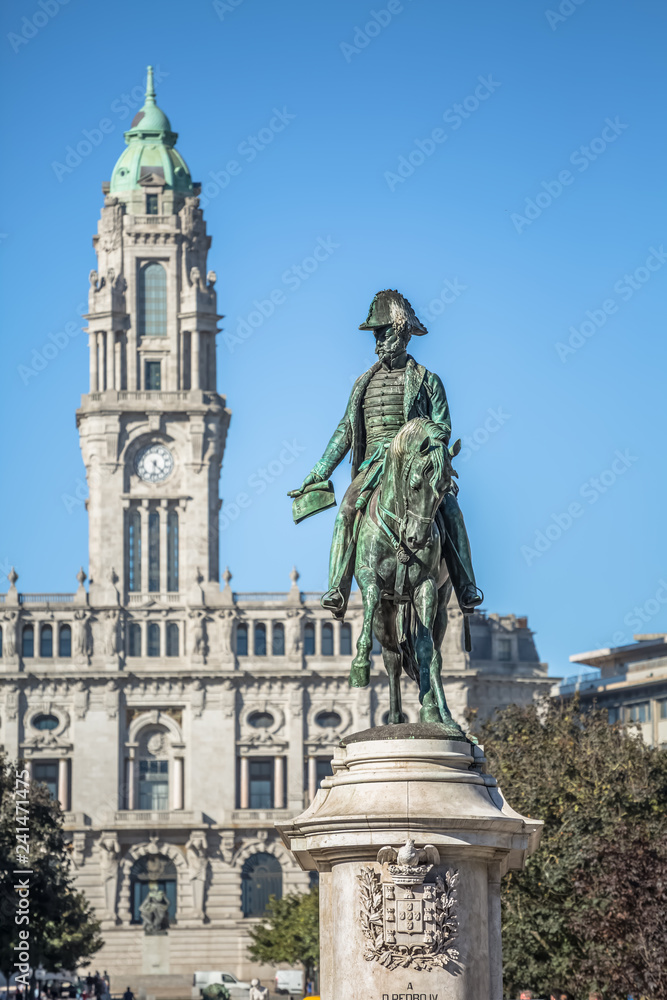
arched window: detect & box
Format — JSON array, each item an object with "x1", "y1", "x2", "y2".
[
  {"x1": 166, "y1": 622, "x2": 179, "y2": 657},
  {"x1": 138, "y1": 727, "x2": 169, "y2": 810},
  {"x1": 340, "y1": 623, "x2": 352, "y2": 656},
  {"x1": 254, "y1": 623, "x2": 267, "y2": 657},
  {"x1": 130, "y1": 854, "x2": 177, "y2": 925},
  {"x1": 138, "y1": 262, "x2": 167, "y2": 339},
  {"x1": 304, "y1": 623, "x2": 315, "y2": 656},
  {"x1": 241, "y1": 853, "x2": 282, "y2": 918},
  {"x1": 236, "y1": 623, "x2": 248, "y2": 656},
  {"x1": 148, "y1": 511, "x2": 160, "y2": 592},
  {"x1": 147, "y1": 623, "x2": 160, "y2": 657},
  {"x1": 128, "y1": 509, "x2": 141, "y2": 592},
  {"x1": 40, "y1": 625, "x2": 53, "y2": 658},
  {"x1": 22, "y1": 625, "x2": 34, "y2": 658},
  {"x1": 272, "y1": 622, "x2": 285, "y2": 656},
  {"x1": 58, "y1": 624, "x2": 71, "y2": 658},
  {"x1": 321, "y1": 622, "x2": 333, "y2": 656},
  {"x1": 128, "y1": 623, "x2": 142, "y2": 657},
  {"x1": 167, "y1": 510, "x2": 179, "y2": 592}
]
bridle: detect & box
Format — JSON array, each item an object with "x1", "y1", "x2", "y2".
[{"x1": 376, "y1": 445, "x2": 444, "y2": 599}]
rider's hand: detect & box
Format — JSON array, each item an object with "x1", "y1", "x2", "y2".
[{"x1": 287, "y1": 471, "x2": 323, "y2": 497}]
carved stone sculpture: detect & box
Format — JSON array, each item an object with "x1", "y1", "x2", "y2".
[
  {"x1": 99, "y1": 833, "x2": 121, "y2": 918},
  {"x1": 185, "y1": 832, "x2": 209, "y2": 919}
]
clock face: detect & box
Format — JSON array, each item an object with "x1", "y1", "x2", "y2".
[{"x1": 135, "y1": 444, "x2": 174, "y2": 483}]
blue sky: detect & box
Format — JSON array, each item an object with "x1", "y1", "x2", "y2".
[{"x1": 1, "y1": 0, "x2": 665, "y2": 678}]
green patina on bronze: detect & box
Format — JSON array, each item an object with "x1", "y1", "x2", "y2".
[{"x1": 289, "y1": 290, "x2": 482, "y2": 736}]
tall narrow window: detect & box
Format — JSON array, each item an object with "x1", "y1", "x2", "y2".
[
  {"x1": 340, "y1": 623, "x2": 352, "y2": 656},
  {"x1": 254, "y1": 623, "x2": 267, "y2": 657},
  {"x1": 128, "y1": 623, "x2": 142, "y2": 657},
  {"x1": 167, "y1": 510, "x2": 179, "y2": 592},
  {"x1": 128, "y1": 509, "x2": 142, "y2": 592},
  {"x1": 248, "y1": 760, "x2": 273, "y2": 808},
  {"x1": 146, "y1": 194, "x2": 159, "y2": 215},
  {"x1": 33, "y1": 762, "x2": 58, "y2": 800},
  {"x1": 58, "y1": 624, "x2": 72, "y2": 657},
  {"x1": 40, "y1": 625, "x2": 53, "y2": 658},
  {"x1": 321, "y1": 622, "x2": 333, "y2": 656},
  {"x1": 241, "y1": 853, "x2": 282, "y2": 917},
  {"x1": 272, "y1": 622, "x2": 285, "y2": 656},
  {"x1": 138, "y1": 262, "x2": 167, "y2": 338},
  {"x1": 182, "y1": 332, "x2": 191, "y2": 390},
  {"x1": 304, "y1": 623, "x2": 315, "y2": 656},
  {"x1": 148, "y1": 511, "x2": 160, "y2": 592},
  {"x1": 166, "y1": 623, "x2": 179, "y2": 657},
  {"x1": 139, "y1": 760, "x2": 168, "y2": 809},
  {"x1": 147, "y1": 623, "x2": 160, "y2": 657},
  {"x1": 22, "y1": 625, "x2": 34, "y2": 658},
  {"x1": 144, "y1": 360, "x2": 161, "y2": 390},
  {"x1": 0, "y1": 626, "x2": 3, "y2": 658},
  {"x1": 236, "y1": 623, "x2": 248, "y2": 656}
]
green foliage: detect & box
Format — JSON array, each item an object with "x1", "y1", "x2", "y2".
[
  {"x1": 247, "y1": 887, "x2": 319, "y2": 980},
  {"x1": 0, "y1": 753, "x2": 103, "y2": 982},
  {"x1": 202, "y1": 984, "x2": 231, "y2": 1000},
  {"x1": 476, "y1": 699, "x2": 667, "y2": 999}
]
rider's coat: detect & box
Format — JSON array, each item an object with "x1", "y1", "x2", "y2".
[{"x1": 313, "y1": 356, "x2": 452, "y2": 481}]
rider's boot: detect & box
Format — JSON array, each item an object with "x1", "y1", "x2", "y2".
[{"x1": 442, "y1": 493, "x2": 484, "y2": 614}]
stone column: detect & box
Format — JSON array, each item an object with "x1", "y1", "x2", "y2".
[
  {"x1": 58, "y1": 759, "x2": 69, "y2": 811},
  {"x1": 89, "y1": 333, "x2": 98, "y2": 391},
  {"x1": 239, "y1": 755, "x2": 249, "y2": 809},
  {"x1": 308, "y1": 755, "x2": 317, "y2": 804},
  {"x1": 106, "y1": 332, "x2": 114, "y2": 389},
  {"x1": 172, "y1": 757, "x2": 184, "y2": 810},
  {"x1": 278, "y1": 731, "x2": 542, "y2": 1000},
  {"x1": 274, "y1": 756, "x2": 284, "y2": 809},
  {"x1": 192, "y1": 331, "x2": 201, "y2": 389},
  {"x1": 126, "y1": 751, "x2": 136, "y2": 810},
  {"x1": 114, "y1": 333, "x2": 122, "y2": 390}
]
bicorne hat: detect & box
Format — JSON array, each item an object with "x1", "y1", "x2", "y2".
[{"x1": 359, "y1": 289, "x2": 428, "y2": 335}]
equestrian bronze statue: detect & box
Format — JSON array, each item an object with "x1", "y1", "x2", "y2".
[{"x1": 288, "y1": 290, "x2": 482, "y2": 736}]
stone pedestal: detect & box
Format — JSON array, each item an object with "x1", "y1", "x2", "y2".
[
  {"x1": 277, "y1": 725, "x2": 542, "y2": 1000},
  {"x1": 141, "y1": 933, "x2": 169, "y2": 975}
]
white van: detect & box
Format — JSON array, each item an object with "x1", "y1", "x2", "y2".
[
  {"x1": 192, "y1": 972, "x2": 251, "y2": 999},
  {"x1": 275, "y1": 970, "x2": 304, "y2": 995}
]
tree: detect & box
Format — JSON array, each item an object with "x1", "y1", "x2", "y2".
[
  {"x1": 475, "y1": 699, "x2": 667, "y2": 1000},
  {"x1": 0, "y1": 754, "x2": 103, "y2": 986},
  {"x1": 247, "y1": 887, "x2": 319, "y2": 983}
]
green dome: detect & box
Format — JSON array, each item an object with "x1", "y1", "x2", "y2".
[{"x1": 110, "y1": 66, "x2": 193, "y2": 195}]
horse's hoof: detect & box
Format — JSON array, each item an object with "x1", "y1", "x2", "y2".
[{"x1": 349, "y1": 660, "x2": 370, "y2": 687}]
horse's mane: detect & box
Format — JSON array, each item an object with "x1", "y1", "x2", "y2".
[{"x1": 388, "y1": 418, "x2": 450, "y2": 489}]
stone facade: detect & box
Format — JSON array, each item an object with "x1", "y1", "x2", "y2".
[{"x1": 0, "y1": 73, "x2": 552, "y2": 987}]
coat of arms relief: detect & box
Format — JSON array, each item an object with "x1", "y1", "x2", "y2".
[{"x1": 357, "y1": 839, "x2": 460, "y2": 972}]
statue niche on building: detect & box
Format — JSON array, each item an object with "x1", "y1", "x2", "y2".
[{"x1": 131, "y1": 854, "x2": 176, "y2": 934}]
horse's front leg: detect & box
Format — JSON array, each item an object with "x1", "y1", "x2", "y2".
[
  {"x1": 414, "y1": 579, "x2": 465, "y2": 737},
  {"x1": 377, "y1": 602, "x2": 405, "y2": 724},
  {"x1": 350, "y1": 566, "x2": 380, "y2": 688}
]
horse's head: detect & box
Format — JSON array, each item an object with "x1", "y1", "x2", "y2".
[{"x1": 387, "y1": 418, "x2": 453, "y2": 551}]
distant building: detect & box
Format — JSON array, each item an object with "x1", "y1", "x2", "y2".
[
  {"x1": 0, "y1": 70, "x2": 552, "y2": 989},
  {"x1": 555, "y1": 634, "x2": 667, "y2": 747}
]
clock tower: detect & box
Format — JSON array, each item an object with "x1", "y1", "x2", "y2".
[{"x1": 77, "y1": 67, "x2": 230, "y2": 608}]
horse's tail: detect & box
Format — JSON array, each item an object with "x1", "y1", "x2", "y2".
[{"x1": 398, "y1": 603, "x2": 420, "y2": 685}]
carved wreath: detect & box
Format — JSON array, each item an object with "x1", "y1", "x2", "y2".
[{"x1": 357, "y1": 866, "x2": 460, "y2": 972}]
